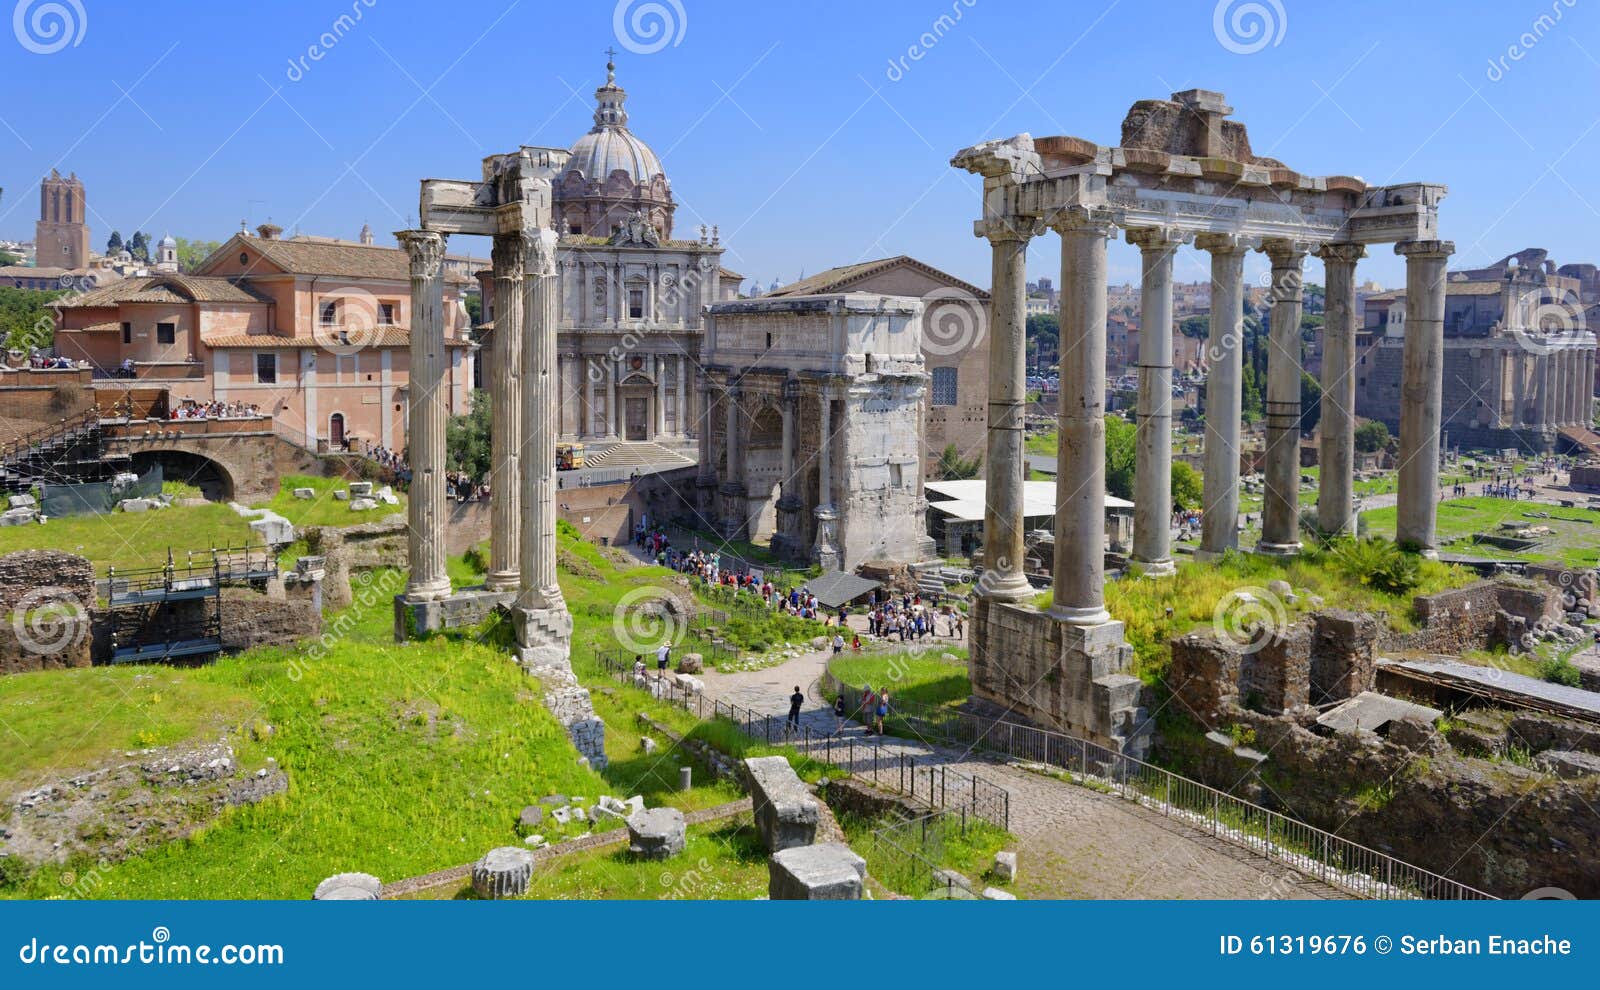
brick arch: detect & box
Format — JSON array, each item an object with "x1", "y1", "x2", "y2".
[{"x1": 107, "y1": 433, "x2": 284, "y2": 504}]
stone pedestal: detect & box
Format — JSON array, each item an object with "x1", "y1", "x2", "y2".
[
  {"x1": 768, "y1": 843, "x2": 867, "y2": 901},
  {"x1": 513, "y1": 606, "x2": 574, "y2": 669}
]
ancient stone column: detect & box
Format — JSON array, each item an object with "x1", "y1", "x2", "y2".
[
  {"x1": 676, "y1": 354, "x2": 688, "y2": 436},
  {"x1": 654, "y1": 355, "x2": 667, "y2": 437},
  {"x1": 1259, "y1": 242, "x2": 1308, "y2": 556},
  {"x1": 1127, "y1": 228, "x2": 1180, "y2": 577},
  {"x1": 1197, "y1": 234, "x2": 1247, "y2": 561},
  {"x1": 484, "y1": 235, "x2": 523, "y2": 592},
  {"x1": 1048, "y1": 209, "x2": 1115, "y2": 625},
  {"x1": 1395, "y1": 240, "x2": 1454, "y2": 556},
  {"x1": 724, "y1": 383, "x2": 743, "y2": 488},
  {"x1": 1316, "y1": 243, "x2": 1365, "y2": 538},
  {"x1": 520, "y1": 226, "x2": 565, "y2": 615},
  {"x1": 814, "y1": 383, "x2": 839, "y2": 568},
  {"x1": 398, "y1": 229, "x2": 451, "y2": 601},
  {"x1": 1539, "y1": 350, "x2": 1554, "y2": 433},
  {"x1": 975, "y1": 218, "x2": 1036, "y2": 601},
  {"x1": 608, "y1": 364, "x2": 620, "y2": 438},
  {"x1": 780, "y1": 389, "x2": 796, "y2": 494},
  {"x1": 1586, "y1": 347, "x2": 1596, "y2": 426}
]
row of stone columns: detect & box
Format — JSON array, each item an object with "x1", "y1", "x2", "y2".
[
  {"x1": 975, "y1": 217, "x2": 1459, "y2": 624},
  {"x1": 1546, "y1": 346, "x2": 1596, "y2": 428}
]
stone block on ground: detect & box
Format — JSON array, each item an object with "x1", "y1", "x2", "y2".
[
  {"x1": 641, "y1": 736, "x2": 658, "y2": 755},
  {"x1": 349, "y1": 497, "x2": 379, "y2": 512},
  {"x1": 348, "y1": 481, "x2": 373, "y2": 497},
  {"x1": 745, "y1": 755, "x2": 819, "y2": 852},
  {"x1": 471, "y1": 846, "x2": 535, "y2": 899},
  {"x1": 677, "y1": 652, "x2": 703, "y2": 674},
  {"x1": 0, "y1": 508, "x2": 37, "y2": 527},
  {"x1": 982, "y1": 887, "x2": 1016, "y2": 900},
  {"x1": 768, "y1": 843, "x2": 866, "y2": 900},
  {"x1": 376, "y1": 485, "x2": 399, "y2": 505},
  {"x1": 517, "y1": 805, "x2": 544, "y2": 829},
  {"x1": 292, "y1": 487, "x2": 315, "y2": 500},
  {"x1": 993, "y1": 850, "x2": 1017, "y2": 882},
  {"x1": 313, "y1": 872, "x2": 382, "y2": 901},
  {"x1": 627, "y1": 807, "x2": 687, "y2": 860},
  {"x1": 8, "y1": 494, "x2": 37, "y2": 509},
  {"x1": 333, "y1": 489, "x2": 349, "y2": 501}
]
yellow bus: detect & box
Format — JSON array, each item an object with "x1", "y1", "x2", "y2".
[{"x1": 556, "y1": 442, "x2": 585, "y2": 471}]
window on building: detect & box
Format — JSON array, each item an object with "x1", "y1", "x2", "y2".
[
  {"x1": 256, "y1": 352, "x2": 277, "y2": 384},
  {"x1": 569, "y1": 224, "x2": 582, "y2": 235},
  {"x1": 379, "y1": 302, "x2": 396, "y2": 325},
  {"x1": 931, "y1": 366, "x2": 958, "y2": 407},
  {"x1": 120, "y1": 322, "x2": 132, "y2": 344},
  {"x1": 320, "y1": 301, "x2": 338, "y2": 326},
  {"x1": 628, "y1": 289, "x2": 645, "y2": 320},
  {"x1": 156, "y1": 322, "x2": 176, "y2": 345}
]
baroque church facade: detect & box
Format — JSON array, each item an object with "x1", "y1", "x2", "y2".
[{"x1": 477, "y1": 62, "x2": 741, "y2": 451}]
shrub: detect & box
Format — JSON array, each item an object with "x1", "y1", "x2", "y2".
[
  {"x1": 1330, "y1": 537, "x2": 1420, "y2": 596},
  {"x1": 1538, "y1": 655, "x2": 1582, "y2": 687}
]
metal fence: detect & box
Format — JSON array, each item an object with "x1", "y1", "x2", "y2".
[
  {"x1": 598, "y1": 654, "x2": 1009, "y2": 831},
  {"x1": 821, "y1": 667, "x2": 1494, "y2": 901},
  {"x1": 863, "y1": 813, "x2": 982, "y2": 899}
]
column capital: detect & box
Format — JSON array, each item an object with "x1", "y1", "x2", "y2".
[
  {"x1": 519, "y1": 225, "x2": 559, "y2": 277},
  {"x1": 1125, "y1": 226, "x2": 1187, "y2": 253},
  {"x1": 1044, "y1": 204, "x2": 1116, "y2": 237},
  {"x1": 1262, "y1": 239, "x2": 1312, "y2": 266},
  {"x1": 490, "y1": 233, "x2": 524, "y2": 276},
  {"x1": 1314, "y1": 242, "x2": 1367, "y2": 265},
  {"x1": 974, "y1": 215, "x2": 1042, "y2": 244},
  {"x1": 1194, "y1": 231, "x2": 1255, "y2": 255},
  {"x1": 396, "y1": 229, "x2": 447, "y2": 278},
  {"x1": 1395, "y1": 239, "x2": 1455, "y2": 260}
]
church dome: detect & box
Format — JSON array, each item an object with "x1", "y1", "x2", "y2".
[{"x1": 565, "y1": 59, "x2": 666, "y2": 185}]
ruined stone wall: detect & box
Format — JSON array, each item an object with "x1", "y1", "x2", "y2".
[
  {"x1": 218, "y1": 588, "x2": 321, "y2": 653},
  {"x1": 0, "y1": 618, "x2": 91, "y2": 674},
  {"x1": 0, "y1": 550, "x2": 95, "y2": 615}
]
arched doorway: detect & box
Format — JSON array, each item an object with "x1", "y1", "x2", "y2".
[
  {"x1": 744, "y1": 406, "x2": 784, "y2": 545},
  {"x1": 128, "y1": 449, "x2": 236, "y2": 502},
  {"x1": 329, "y1": 412, "x2": 346, "y2": 450}
]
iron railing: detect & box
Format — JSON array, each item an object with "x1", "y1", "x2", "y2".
[{"x1": 821, "y1": 665, "x2": 1495, "y2": 901}]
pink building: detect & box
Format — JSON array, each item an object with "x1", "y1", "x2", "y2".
[{"x1": 54, "y1": 224, "x2": 475, "y2": 454}]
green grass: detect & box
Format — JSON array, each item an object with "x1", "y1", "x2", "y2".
[
  {"x1": 0, "y1": 500, "x2": 258, "y2": 575},
  {"x1": 261, "y1": 473, "x2": 406, "y2": 530},
  {"x1": 830, "y1": 650, "x2": 970, "y2": 708},
  {"x1": 1362, "y1": 496, "x2": 1600, "y2": 567},
  {"x1": 839, "y1": 810, "x2": 1013, "y2": 897}
]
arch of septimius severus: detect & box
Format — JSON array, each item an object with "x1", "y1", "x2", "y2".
[{"x1": 955, "y1": 89, "x2": 1450, "y2": 755}]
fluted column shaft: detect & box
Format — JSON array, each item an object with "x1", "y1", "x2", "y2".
[
  {"x1": 1259, "y1": 243, "x2": 1308, "y2": 555},
  {"x1": 520, "y1": 229, "x2": 563, "y2": 610},
  {"x1": 654, "y1": 355, "x2": 667, "y2": 437},
  {"x1": 676, "y1": 355, "x2": 688, "y2": 436},
  {"x1": 1050, "y1": 211, "x2": 1115, "y2": 625},
  {"x1": 399, "y1": 229, "x2": 451, "y2": 600},
  {"x1": 724, "y1": 384, "x2": 743, "y2": 490},
  {"x1": 781, "y1": 392, "x2": 796, "y2": 495},
  {"x1": 1198, "y1": 236, "x2": 1247, "y2": 560},
  {"x1": 1317, "y1": 244, "x2": 1365, "y2": 538},
  {"x1": 1128, "y1": 229, "x2": 1179, "y2": 576},
  {"x1": 485, "y1": 236, "x2": 523, "y2": 592},
  {"x1": 1396, "y1": 240, "x2": 1454, "y2": 556},
  {"x1": 976, "y1": 220, "x2": 1035, "y2": 601}
]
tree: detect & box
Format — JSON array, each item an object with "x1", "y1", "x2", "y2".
[
  {"x1": 1299, "y1": 371, "x2": 1322, "y2": 435},
  {"x1": 174, "y1": 237, "x2": 221, "y2": 272},
  {"x1": 1104, "y1": 414, "x2": 1137, "y2": 500},
  {"x1": 935, "y1": 443, "x2": 982, "y2": 481},
  {"x1": 0, "y1": 249, "x2": 20, "y2": 267},
  {"x1": 1354, "y1": 420, "x2": 1390, "y2": 453},
  {"x1": 1241, "y1": 360, "x2": 1263, "y2": 422},
  {"x1": 1178, "y1": 314, "x2": 1209, "y2": 339},
  {"x1": 0, "y1": 286, "x2": 65, "y2": 351},
  {"x1": 1170, "y1": 460, "x2": 1202, "y2": 512},
  {"x1": 1026, "y1": 312, "x2": 1058, "y2": 370},
  {"x1": 464, "y1": 294, "x2": 483, "y2": 326},
  {"x1": 444, "y1": 390, "x2": 492, "y2": 481},
  {"x1": 128, "y1": 231, "x2": 150, "y2": 263},
  {"x1": 106, "y1": 230, "x2": 123, "y2": 255}
]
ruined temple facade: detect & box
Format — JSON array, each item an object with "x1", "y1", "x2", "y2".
[
  {"x1": 1357, "y1": 248, "x2": 1598, "y2": 452},
  {"x1": 697, "y1": 293, "x2": 937, "y2": 571}
]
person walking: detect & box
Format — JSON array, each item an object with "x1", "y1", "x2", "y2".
[
  {"x1": 787, "y1": 685, "x2": 804, "y2": 734},
  {"x1": 875, "y1": 688, "x2": 890, "y2": 736},
  {"x1": 833, "y1": 693, "x2": 847, "y2": 733},
  {"x1": 832, "y1": 633, "x2": 845, "y2": 655},
  {"x1": 656, "y1": 642, "x2": 671, "y2": 679}
]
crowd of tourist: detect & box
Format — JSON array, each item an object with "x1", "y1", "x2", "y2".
[
  {"x1": 168, "y1": 399, "x2": 261, "y2": 420},
  {"x1": 864, "y1": 588, "x2": 963, "y2": 641},
  {"x1": 358, "y1": 440, "x2": 408, "y2": 476}
]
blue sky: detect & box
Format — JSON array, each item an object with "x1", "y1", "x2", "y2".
[{"x1": 3, "y1": 0, "x2": 1597, "y2": 291}]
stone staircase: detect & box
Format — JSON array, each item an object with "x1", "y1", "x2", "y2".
[
  {"x1": 0, "y1": 412, "x2": 129, "y2": 495},
  {"x1": 583, "y1": 441, "x2": 695, "y2": 470},
  {"x1": 912, "y1": 562, "x2": 946, "y2": 598},
  {"x1": 1559, "y1": 425, "x2": 1600, "y2": 459}
]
